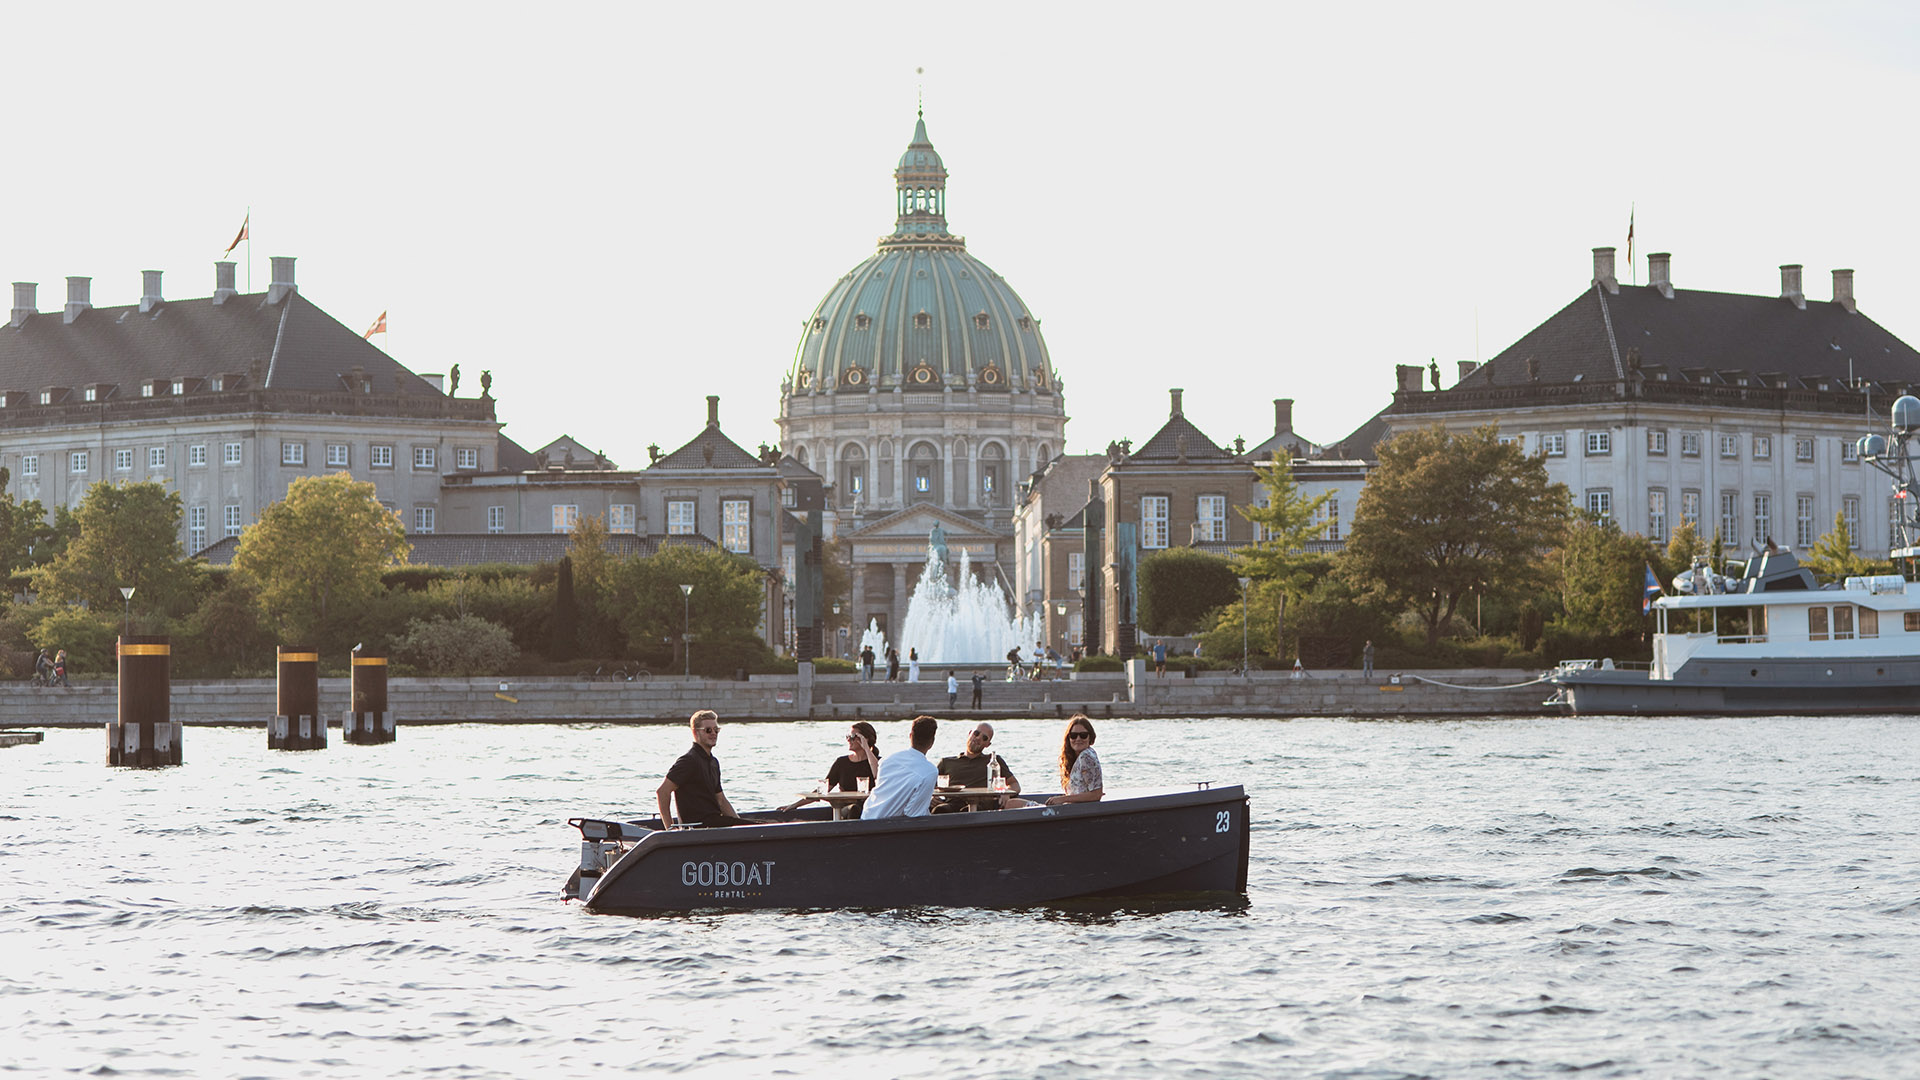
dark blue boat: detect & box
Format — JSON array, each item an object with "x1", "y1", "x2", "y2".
[{"x1": 564, "y1": 785, "x2": 1250, "y2": 912}]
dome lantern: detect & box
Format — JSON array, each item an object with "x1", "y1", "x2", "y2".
[{"x1": 885, "y1": 110, "x2": 962, "y2": 249}]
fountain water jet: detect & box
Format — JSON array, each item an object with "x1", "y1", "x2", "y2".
[{"x1": 859, "y1": 541, "x2": 1040, "y2": 664}]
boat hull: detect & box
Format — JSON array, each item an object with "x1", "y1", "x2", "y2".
[
  {"x1": 1556, "y1": 657, "x2": 1920, "y2": 715},
  {"x1": 574, "y1": 786, "x2": 1250, "y2": 913}
]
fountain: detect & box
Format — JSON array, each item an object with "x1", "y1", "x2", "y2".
[{"x1": 859, "y1": 537, "x2": 1040, "y2": 664}]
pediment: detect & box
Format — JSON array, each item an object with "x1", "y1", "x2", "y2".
[{"x1": 850, "y1": 503, "x2": 992, "y2": 541}]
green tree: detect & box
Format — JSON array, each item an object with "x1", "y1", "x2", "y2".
[
  {"x1": 231, "y1": 473, "x2": 410, "y2": 641},
  {"x1": 1338, "y1": 423, "x2": 1571, "y2": 647},
  {"x1": 30, "y1": 481, "x2": 199, "y2": 618},
  {"x1": 1234, "y1": 453, "x2": 1333, "y2": 594},
  {"x1": 1138, "y1": 548, "x2": 1240, "y2": 635},
  {"x1": 1666, "y1": 520, "x2": 1703, "y2": 570},
  {"x1": 1555, "y1": 514, "x2": 1661, "y2": 642},
  {"x1": 610, "y1": 543, "x2": 766, "y2": 671},
  {"x1": 391, "y1": 614, "x2": 519, "y2": 675},
  {"x1": 550, "y1": 555, "x2": 579, "y2": 660},
  {"x1": 1803, "y1": 511, "x2": 1881, "y2": 581}
]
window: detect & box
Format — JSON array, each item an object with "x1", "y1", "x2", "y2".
[
  {"x1": 282, "y1": 441, "x2": 304, "y2": 466},
  {"x1": 1648, "y1": 429, "x2": 1668, "y2": 455},
  {"x1": 1681, "y1": 490, "x2": 1700, "y2": 529},
  {"x1": 1323, "y1": 496, "x2": 1341, "y2": 541},
  {"x1": 609, "y1": 504, "x2": 636, "y2": 534},
  {"x1": 1842, "y1": 439, "x2": 1860, "y2": 464},
  {"x1": 84, "y1": 386, "x2": 97, "y2": 402},
  {"x1": 209, "y1": 375, "x2": 224, "y2": 392},
  {"x1": 456, "y1": 448, "x2": 478, "y2": 470},
  {"x1": 171, "y1": 380, "x2": 184, "y2": 395},
  {"x1": 1798, "y1": 496, "x2": 1815, "y2": 548},
  {"x1": 140, "y1": 384, "x2": 154, "y2": 398},
  {"x1": 21, "y1": 455, "x2": 36, "y2": 478},
  {"x1": 1719, "y1": 434, "x2": 1740, "y2": 459},
  {"x1": 327, "y1": 444, "x2": 350, "y2": 467},
  {"x1": 551, "y1": 505, "x2": 579, "y2": 533},
  {"x1": 413, "y1": 446, "x2": 435, "y2": 471},
  {"x1": 486, "y1": 506, "x2": 506, "y2": 534},
  {"x1": 1681, "y1": 432, "x2": 1702, "y2": 458},
  {"x1": 1907, "y1": 611, "x2": 1920, "y2": 634},
  {"x1": 149, "y1": 447, "x2": 165, "y2": 470},
  {"x1": 70, "y1": 451, "x2": 88, "y2": 474},
  {"x1": 1648, "y1": 490, "x2": 1667, "y2": 542},
  {"x1": 1587, "y1": 490, "x2": 1612, "y2": 521},
  {"x1": 189, "y1": 444, "x2": 207, "y2": 467},
  {"x1": 1844, "y1": 496, "x2": 1860, "y2": 550},
  {"x1": 1754, "y1": 494, "x2": 1771, "y2": 546},
  {"x1": 780, "y1": 485, "x2": 796, "y2": 508},
  {"x1": 1197, "y1": 495, "x2": 1226, "y2": 542},
  {"x1": 1720, "y1": 492, "x2": 1740, "y2": 546},
  {"x1": 1141, "y1": 496, "x2": 1169, "y2": 548},
  {"x1": 1834, "y1": 604, "x2": 1856, "y2": 640},
  {"x1": 1795, "y1": 437, "x2": 1814, "y2": 462},
  {"x1": 1541, "y1": 433, "x2": 1566, "y2": 457},
  {"x1": 1861, "y1": 607, "x2": 1879, "y2": 638},
  {"x1": 1067, "y1": 552, "x2": 1084, "y2": 591},
  {"x1": 188, "y1": 506, "x2": 206, "y2": 553},
  {"x1": 371, "y1": 445, "x2": 393, "y2": 469},
  {"x1": 224, "y1": 504, "x2": 242, "y2": 537},
  {"x1": 1752, "y1": 435, "x2": 1772, "y2": 460},
  {"x1": 667, "y1": 499, "x2": 696, "y2": 535},
  {"x1": 413, "y1": 507, "x2": 435, "y2": 534},
  {"x1": 1586, "y1": 431, "x2": 1611, "y2": 455},
  {"x1": 912, "y1": 470, "x2": 929, "y2": 493},
  {"x1": 722, "y1": 498, "x2": 751, "y2": 553},
  {"x1": 1497, "y1": 434, "x2": 1519, "y2": 447},
  {"x1": 114, "y1": 449, "x2": 133, "y2": 471},
  {"x1": 224, "y1": 442, "x2": 242, "y2": 466},
  {"x1": 1809, "y1": 606, "x2": 1829, "y2": 642}
]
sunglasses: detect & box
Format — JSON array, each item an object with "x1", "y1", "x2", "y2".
[
  {"x1": 1068, "y1": 731, "x2": 1092, "y2": 740},
  {"x1": 698, "y1": 727, "x2": 720, "y2": 734}
]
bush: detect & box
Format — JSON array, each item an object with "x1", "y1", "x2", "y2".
[
  {"x1": 809, "y1": 657, "x2": 857, "y2": 674},
  {"x1": 29, "y1": 607, "x2": 120, "y2": 675},
  {"x1": 390, "y1": 614, "x2": 519, "y2": 676},
  {"x1": 1075, "y1": 654, "x2": 1124, "y2": 673},
  {"x1": 1138, "y1": 548, "x2": 1241, "y2": 636}
]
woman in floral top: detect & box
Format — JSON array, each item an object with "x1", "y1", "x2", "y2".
[{"x1": 1045, "y1": 715, "x2": 1103, "y2": 806}]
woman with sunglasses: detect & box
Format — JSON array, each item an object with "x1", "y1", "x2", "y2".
[
  {"x1": 780, "y1": 722, "x2": 882, "y2": 816},
  {"x1": 1009, "y1": 715, "x2": 1105, "y2": 808}
]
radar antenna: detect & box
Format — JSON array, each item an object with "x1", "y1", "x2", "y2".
[{"x1": 1858, "y1": 394, "x2": 1920, "y2": 569}]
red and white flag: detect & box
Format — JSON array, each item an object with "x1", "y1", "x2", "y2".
[
  {"x1": 222, "y1": 212, "x2": 250, "y2": 257},
  {"x1": 363, "y1": 310, "x2": 388, "y2": 339}
]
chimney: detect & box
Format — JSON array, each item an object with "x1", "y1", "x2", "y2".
[
  {"x1": 1457, "y1": 361, "x2": 1480, "y2": 383},
  {"x1": 139, "y1": 270, "x2": 164, "y2": 313},
  {"x1": 1396, "y1": 364, "x2": 1425, "y2": 393},
  {"x1": 64, "y1": 277, "x2": 91, "y2": 324},
  {"x1": 1780, "y1": 264, "x2": 1805, "y2": 310},
  {"x1": 266, "y1": 256, "x2": 297, "y2": 304},
  {"x1": 1273, "y1": 398, "x2": 1293, "y2": 434},
  {"x1": 1648, "y1": 252, "x2": 1674, "y2": 299},
  {"x1": 1833, "y1": 268, "x2": 1856, "y2": 314},
  {"x1": 1169, "y1": 387, "x2": 1184, "y2": 417},
  {"x1": 9, "y1": 282, "x2": 35, "y2": 328},
  {"x1": 213, "y1": 262, "x2": 237, "y2": 305},
  {"x1": 707, "y1": 394, "x2": 721, "y2": 428},
  {"x1": 1591, "y1": 246, "x2": 1618, "y2": 294}
]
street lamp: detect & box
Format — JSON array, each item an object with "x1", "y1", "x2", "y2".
[
  {"x1": 679, "y1": 583, "x2": 693, "y2": 677},
  {"x1": 1237, "y1": 576, "x2": 1251, "y2": 677},
  {"x1": 119, "y1": 586, "x2": 136, "y2": 638}
]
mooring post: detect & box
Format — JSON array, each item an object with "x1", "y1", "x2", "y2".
[
  {"x1": 269, "y1": 645, "x2": 325, "y2": 751},
  {"x1": 344, "y1": 647, "x2": 394, "y2": 744},
  {"x1": 108, "y1": 635, "x2": 179, "y2": 768}
]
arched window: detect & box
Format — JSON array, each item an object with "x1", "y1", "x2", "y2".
[{"x1": 980, "y1": 443, "x2": 1006, "y2": 507}]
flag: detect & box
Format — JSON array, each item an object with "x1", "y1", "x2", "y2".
[
  {"x1": 1643, "y1": 562, "x2": 1662, "y2": 614},
  {"x1": 363, "y1": 310, "x2": 388, "y2": 339},
  {"x1": 222, "y1": 212, "x2": 249, "y2": 257},
  {"x1": 1626, "y1": 204, "x2": 1635, "y2": 268}
]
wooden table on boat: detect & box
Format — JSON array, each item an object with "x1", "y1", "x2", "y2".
[{"x1": 807, "y1": 786, "x2": 1014, "y2": 819}]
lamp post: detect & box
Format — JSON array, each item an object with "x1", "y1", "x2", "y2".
[
  {"x1": 120, "y1": 586, "x2": 136, "y2": 638},
  {"x1": 679, "y1": 584, "x2": 693, "y2": 678},
  {"x1": 832, "y1": 601, "x2": 844, "y2": 658},
  {"x1": 1237, "y1": 576, "x2": 1251, "y2": 677}
]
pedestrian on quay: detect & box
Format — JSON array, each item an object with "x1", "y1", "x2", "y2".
[
  {"x1": 1362, "y1": 639, "x2": 1374, "y2": 679},
  {"x1": 970, "y1": 670, "x2": 984, "y2": 709},
  {"x1": 946, "y1": 670, "x2": 958, "y2": 708},
  {"x1": 886, "y1": 646, "x2": 900, "y2": 683},
  {"x1": 860, "y1": 644, "x2": 876, "y2": 682},
  {"x1": 53, "y1": 649, "x2": 70, "y2": 688}
]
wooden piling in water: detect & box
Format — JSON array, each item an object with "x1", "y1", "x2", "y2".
[
  {"x1": 343, "y1": 647, "x2": 394, "y2": 744},
  {"x1": 268, "y1": 645, "x2": 326, "y2": 751},
  {"x1": 108, "y1": 635, "x2": 180, "y2": 768}
]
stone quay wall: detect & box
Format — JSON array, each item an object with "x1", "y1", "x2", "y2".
[{"x1": 0, "y1": 665, "x2": 1557, "y2": 728}]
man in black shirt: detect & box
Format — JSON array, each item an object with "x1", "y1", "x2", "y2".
[
  {"x1": 933, "y1": 722, "x2": 1019, "y2": 812},
  {"x1": 656, "y1": 710, "x2": 758, "y2": 827}
]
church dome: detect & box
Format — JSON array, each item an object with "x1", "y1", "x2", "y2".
[{"x1": 786, "y1": 113, "x2": 1057, "y2": 398}]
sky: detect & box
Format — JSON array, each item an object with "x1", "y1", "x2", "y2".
[{"x1": 6, "y1": 1, "x2": 1920, "y2": 467}]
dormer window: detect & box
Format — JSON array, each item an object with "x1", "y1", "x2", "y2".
[
  {"x1": 914, "y1": 310, "x2": 931, "y2": 330},
  {"x1": 171, "y1": 380, "x2": 184, "y2": 395},
  {"x1": 854, "y1": 313, "x2": 871, "y2": 331},
  {"x1": 811, "y1": 317, "x2": 826, "y2": 333},
  {"x1": 141, "y1": 384, "x2": 154, "y2": 398},
  {"x1": 210, "y1": 375, "x2": 224, "y2": 391},
  {"x1": 84, "y1": 387, "x2": 97, "y2": 402},
  {"x1": 1018, "y1": 315, "x2": 1033, "y2": 332},
  {"x1": 974, "y1": 312, "x2": 990, "y2": 331}
]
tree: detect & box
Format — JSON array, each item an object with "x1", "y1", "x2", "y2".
[
  {"x1": 1234, "y1": 453, "x2": 1333, "y2": 594},
  {"x1": 231, "y1": 473, "x2": 410, "y2": 641},
  {"x1": 610, "y1": 543, "x2": 767, "y2": 671},
  {"x1": 1338, "y1": 423, "x2": 1571, "y2": 647},
  {"x1": 1803, "y1": 511, "x2": 1882, "y2": 582},
  {"x1": 391, "y1": 614, "x2": 518, "y2": 675},
  {"x1": 821, "y1": 535, "x2": 853, "y2": 638},
  {"x1": 1555, "y1": 513, "x2": 1662, "y2": 642},
  {"x1": 550, "y1": 555, "x2": 579, "y2": 660},
  {"x1": 30, "y1": 481, "x2": 199, "y2": 618},
  {"x1": 1138, "y1": 548, "x2": 1239, "y2": 635},
  {"x1": 1666, "y1": 520, "x2": 1703, "y2": 570}
]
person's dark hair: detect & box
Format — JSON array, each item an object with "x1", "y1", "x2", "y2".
[
  {"x1": 851, "y1": 721, "x2": 881, "y2": 759},
  {"x1": 1059, "y1": 714, "x2": 1096, "y2": 788},
  {"x1": 909, "y1": 715, "x2": 938, "y2": 750}
]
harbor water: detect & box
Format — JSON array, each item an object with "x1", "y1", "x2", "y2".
[{"x1": 3, "y1": 715, "x2": 1916, "y2": 1078}]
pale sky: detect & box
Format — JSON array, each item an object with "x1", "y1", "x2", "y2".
[{"x1": 6, "y1": 1, "x2": 1919, "y2": 468}]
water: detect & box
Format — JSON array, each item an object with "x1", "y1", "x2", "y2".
[
  {"x1": 863, "y1": 547, "x2": 1041, "y2": 664},
  {"x1": 4, "y1": 715, "x2": 1918, "y2": 1078}
]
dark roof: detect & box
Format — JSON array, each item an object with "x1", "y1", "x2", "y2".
[
  {"x1": 496, "y1": 433, "x2": 536, "y2": 472},
  {"x1": 196, "y1": 532, "x2": 714, "y2": 567},
  {"x1": 532, "y1": 434, "x2": 616, "y2": 469},
  {"x1": 1, "y1": 289, "x2": 442, "y2": 398},
  {"x1": 1428, "y1": 282, "x2": 1920, "y2": 403},
  {"x1": 652, "y1": 423, "x2": 766, "y2": 470},
  {"x1": 1128, "y1": 412, "x2": 1236, "y2": 463},
  {"x1": 1325, "y1": 409, "x2": 1391, "y2": 460}
]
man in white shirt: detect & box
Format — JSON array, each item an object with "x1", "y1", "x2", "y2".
[{"x1": 861, "y1": 715, "x2": 939, "y2": 819}]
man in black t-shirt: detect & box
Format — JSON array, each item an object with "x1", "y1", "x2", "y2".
[
  {"x1": 933, "y1": 722, "x2": 1019, "y2": 812},
  {"x1": 656, "y1": 710, "x2": 758, "y2": 828}
]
